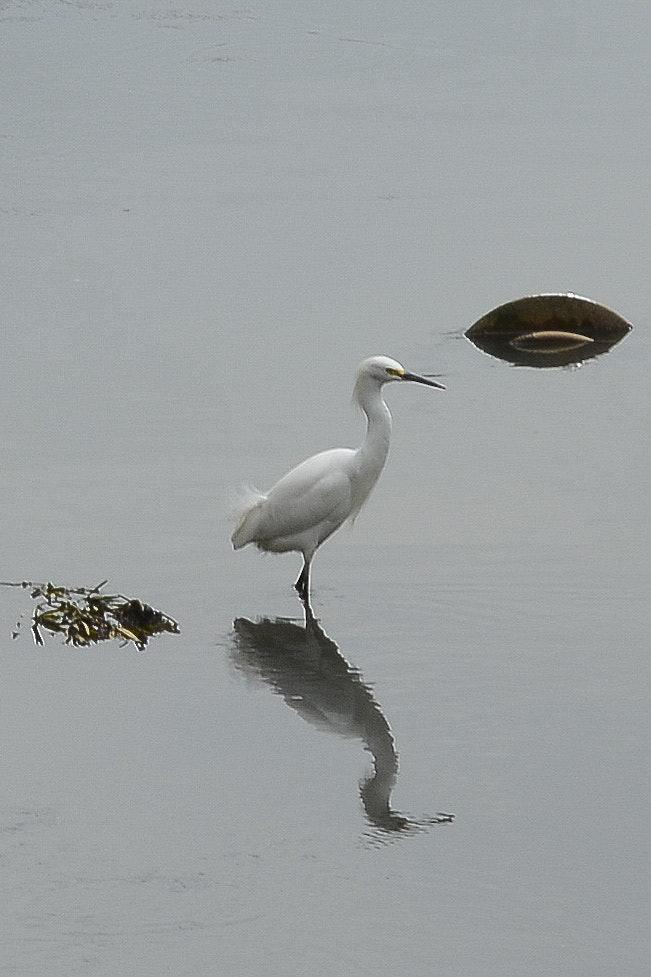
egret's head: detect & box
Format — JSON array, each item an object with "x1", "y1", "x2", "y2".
[
  {"x1": 356, "y1": 355, "x2": 406, "y2": 383},
  {"x1": 353, "y1": 355, "x2": 444, "y2": 407}
]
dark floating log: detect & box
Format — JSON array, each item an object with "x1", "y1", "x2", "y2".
[{"x1": 466, "y1": 293, "x2": 632, "y2": 367}]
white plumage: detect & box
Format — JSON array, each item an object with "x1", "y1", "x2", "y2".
[{"x1": 231, "y1": 355, "x2": 444, "y2": 601}]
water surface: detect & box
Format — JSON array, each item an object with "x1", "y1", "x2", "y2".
[{"x1": 2, "y1": 2, "x2": 650, "y2": 975}]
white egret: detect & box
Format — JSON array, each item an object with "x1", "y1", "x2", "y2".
[{"x1": 231, "y1": 355, "x2": 444, "y2": 601}]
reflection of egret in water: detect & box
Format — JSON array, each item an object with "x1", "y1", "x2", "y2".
[{"x1": 231, "y1": 608, "x2": 453, "y2": 836}]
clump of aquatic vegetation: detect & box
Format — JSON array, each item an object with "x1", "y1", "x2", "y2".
[{"x1": 4, "y1": 580, "x2": 179, "y2": 651}]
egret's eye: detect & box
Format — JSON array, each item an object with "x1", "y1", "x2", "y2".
[{"x1": 386, "y1": 368, "x2": 404, "y2": 377}]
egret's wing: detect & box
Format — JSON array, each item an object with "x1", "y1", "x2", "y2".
[{"x1": 238, "y1": 448, "x2": 355, "y2": 545}]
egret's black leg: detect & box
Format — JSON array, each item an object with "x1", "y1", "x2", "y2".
[{"x1": 294, "y1": 559, "x2": 310, "y2": 601}]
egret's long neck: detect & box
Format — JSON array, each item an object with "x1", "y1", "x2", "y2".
[{"x1": 355, "y1": 381, "x2": 392, "y2": 487}]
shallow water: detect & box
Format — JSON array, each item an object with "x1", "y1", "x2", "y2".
[{"x1": 2, "y1": 2, "x2": 650, "y2": 975}]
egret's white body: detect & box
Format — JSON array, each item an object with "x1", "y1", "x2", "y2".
[{"x1": 231, "y1": 355, "x2": 443, "y2": 601}]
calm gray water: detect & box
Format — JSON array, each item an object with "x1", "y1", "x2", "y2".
[{"x1": 2, "y1": 2, "x2": 650, "y2": 975}]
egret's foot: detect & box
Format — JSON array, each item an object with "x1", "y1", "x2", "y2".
[
  {"x1": 293, "y1": 579, "x2": 308, "y2": 601},
  {"x1": 294, "y1": 565, "x2": 310, "y2": 602}
]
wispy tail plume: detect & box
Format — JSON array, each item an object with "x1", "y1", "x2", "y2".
[{"x1": 229, "y1": 484, "x2": 267, "y2": 549}]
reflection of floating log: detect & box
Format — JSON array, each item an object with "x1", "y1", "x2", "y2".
[
  {"x1": 466, "y1": 293, "x2": 632, "y2": 368},
  {"x1": 509, "y1": 330, "x2": 594, "y2": 353}
]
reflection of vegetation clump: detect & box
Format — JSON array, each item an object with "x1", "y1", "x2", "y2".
[{"x1": 7, "y1": 580, "x2": 179, "y2": 651}]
